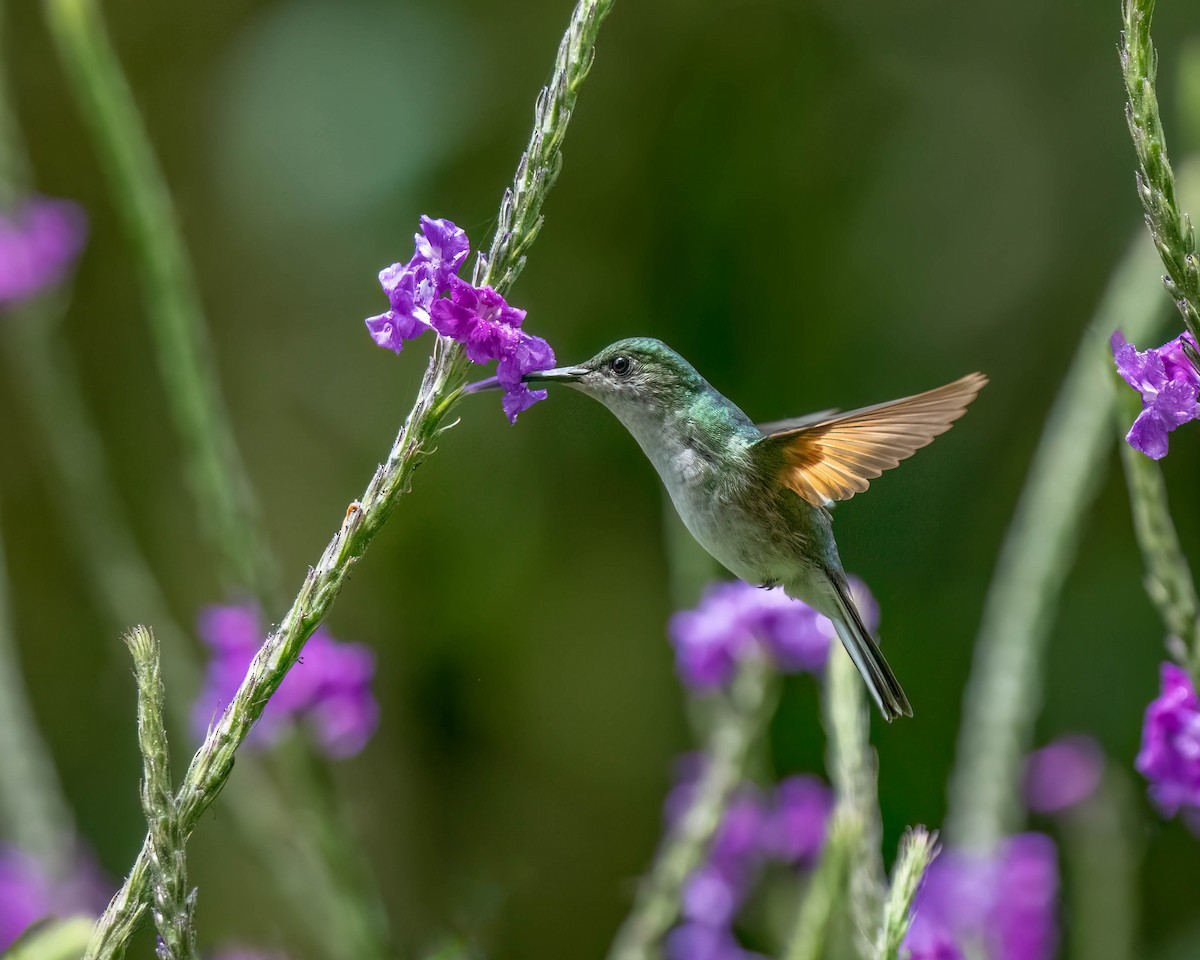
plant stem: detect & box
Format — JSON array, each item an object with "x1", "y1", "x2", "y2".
[
  {"x1": 943, "y1": 208, "x2": 1183, "y2": 851},
  {"x1": 606, "y1": 656, "x2": 776, "y2": 960},
  {"x1": 41, "y1": 0, "x2": 275, "y2": 601},
  {"x1": 822, "y1": 645, "x2": 884, "y2": 951},
  {"x1": 1063, "y1": 771, "x2": 1140, "y2": 960},
  {"x1": 873, "y1": 828, "x2": 938, "y2": 960},
  {"x1": 782, "y1": 811, "x2": 861, "y2": 960},
  {"x1": 1115, "y1": 394, "x2": 1200, "y2": 677},
  {"x1": 1122, "y1": 0, "x2": 1200, "y2": 344},
  {"x1": 81, "y1": 0, "x2": 617, "y2": 953},
  {"x1": 0, "y1": 506, "x2": 77, "y2": 879},
  {"x1": 125, "y1": 626, "x2": 198, "y2": 960}
]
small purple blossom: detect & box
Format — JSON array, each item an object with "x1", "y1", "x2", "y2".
[
  {"x1": 365, "y1": 216, "x2": 555, "y2": 423},
  {"x1": 365, "y1": 217, "x2": 469, "y2": 352},
  {"x1": 761, "y1": 775, "x2": 834, "y2": 866},
  {"x1": 665, "y1": 761, "x2": 834, "y2": 954},
  {"x1": 0, "y1": 844, "x2": 109, "y2": 951},
  {"x1": 1136, "y1": 662, "x2": 1200, "y2": 816},
  {"x1": 902, "y1": 834, "x2": 1058, "y2": 960},
  {"x1": 1111, "y1": 329, "x2": 1200, "y2": 459},
  {"x1": 1023, "y1": 735, "x2": 1104, "y2": 814},
  {"x1": 667, "y1": 578, "x2": 876, "y2": 690},
  {"x1": 0, "y1": 196, "x2": 87, "y2": 308},
  {"x1": 193, "y1": 603, "x2": 379, "y2": 759}
]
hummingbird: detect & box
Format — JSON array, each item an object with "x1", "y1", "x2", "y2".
[{"x1": 473, "y1": 338, "x2": 986, "y2": 720}]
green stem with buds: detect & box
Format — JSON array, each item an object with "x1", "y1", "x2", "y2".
[
  {"x1": 606, "y1": 656, "x2": 776, "y2": 960},
  {"x1": 81, "y1": 0, "x2": 616, "y2": 954},
  {"x1": 944, "y1": 208, "x2": 1181, "y2": 851},
  {"x1": 126, "y1": 626, "x2": 198, "y2": 960},
  {"x1": 41, "y1": 0, "x2": 275, "y2": 601},
  {"x1": 1115, "y1": 396, "x2": 1200, "y2": 678},
  {"x1": 874, "y1": 828, "x2": 938, "y2": 960},
  {"x1": 782, "y1": 812, "x2": 861, "y2": 960},
  {"x1": 822, "y1": 645, "x2": 884, "y2": 949},
  {"x1": 1122, "y1": 0, "x2": 1200, "y2": 346}
]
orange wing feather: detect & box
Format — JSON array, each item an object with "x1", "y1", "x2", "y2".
[{"x1": 763, "y1": 373, "x2": 988, "y2": 506}]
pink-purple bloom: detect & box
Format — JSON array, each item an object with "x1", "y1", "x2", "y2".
[
  {"x1": 1136, "y1": 662, "x2": 1200, "y2": 817},
  {"x1": 193, "y1": 603, "x2": 379, "y2": 759},
  {"x1": 0, "y1": 844, "x2": 108, "y2": 951},
  {"x1": 1111, "y1": 330, "x2": 1200, "y2": 459},
  {"x1": 1023, "y1": 735, "x2": 1104, "y2": 814},
  {"x1": 365, "y1": 216, "x2": 554, "y2": 423},
  {"x1": 902, "y1": 834, "x2": 1059, "y2": 960},
  {"x1": 668, "y1": 579, "x2": 876, "y2": 690},
  {"x1": 0, "y1": 196, "x2": 87, "y2": 308},
  {"x1": 665, "y1": 761, "x2": 833, "y2": 958}
]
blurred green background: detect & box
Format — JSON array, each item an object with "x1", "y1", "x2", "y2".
[{"x1": 4, "y1": 0, "x2": 1200, "y2": 955}]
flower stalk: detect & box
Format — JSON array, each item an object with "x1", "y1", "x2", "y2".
[
  {"x1": 1115, "y1": 389, "x2": 1200, "y2": 677},
  {"x1": 42, "y1": 0, "x2": 276, "y2": 601},
  {"x1": 821, "y1": 644, "x2": 884, "y2": 949},
  {"x1": 782, "y1": 811, "x2": 861, "y2": 960},
  {"x1": 125, "y1": 626, "x2": 198, "y2": 960},
  {"x1": 81, "y1": 0, "x2": 617, "y2": 954},
  {"x1": 605, "y1": 655, "x2": 775, "y2": 960},
  {"x1": 1122, "y1": 0, "x2": 1200, "y2": 346},
  {"x1": 873, "y1": 827, "x2": 938, "y2": 960},
  {"x1": 944, "y1": 215, "x2": 1181, "y2": 851}
]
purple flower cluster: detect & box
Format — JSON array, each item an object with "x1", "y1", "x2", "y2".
[
  {"x1": 192, "y1": 603, "x2": 379, "y2": 759},
  {"x1": 1111, "y1": 329, "x2": 1200, "y2": 459},
  {"x1": 665, "y1": 760, "x2": 834, "y2": 960},
  {"x1": 365, "y1": 216, "x2": 554, "y2": 422},
  {"x1": 1136, "y1": 662, "x2": 1200, "y2": 817},
  {"x1": 668, "y1": 579, "x2": 877, "y2": 690},
  {"x1": 1022, "y1": 735, "x2": 1104, "y2": 815},
  {"x1": 902, "y1": 834, "x2": 1059, "y2": 960},
  {"x1": 0, "y1": 196, "x2": 87, "y2": 308},
  {"x1": 0, "y1": 844, "x2": 108, "y2": 951}
]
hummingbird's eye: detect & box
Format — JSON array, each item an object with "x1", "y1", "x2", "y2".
[{"x1": 610, "y1": 355, "x2": 632, "y2": 378}]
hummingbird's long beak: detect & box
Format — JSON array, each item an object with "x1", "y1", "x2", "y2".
[
  {"x1": 463, "y1": 366, "x2": 589, "y2": 394},
  {"x1": 521, "y1": 366, "x2": 590, "y2": 384}
]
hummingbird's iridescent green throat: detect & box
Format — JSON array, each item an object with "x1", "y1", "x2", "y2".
[{"x1": 492, "y1": 337, "x2": 987, "y2": 721}]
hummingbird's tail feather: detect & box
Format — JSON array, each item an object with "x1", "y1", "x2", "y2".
[{"x1": 827, "y1": 577, "x2": 913, "y2": 722}]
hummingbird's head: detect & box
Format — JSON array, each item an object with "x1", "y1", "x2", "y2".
[{"x1": 523, "y1": 337, "x2": 707, "y2": 416}]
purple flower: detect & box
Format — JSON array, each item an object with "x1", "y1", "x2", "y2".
[
  {"x1": 365, "y1": 216, "x2": 555, "y2": 423},
  {"x1": 1136, "y1": 662, "x2": 1200, "y2": 816},
  {"x1": 902, "y1": 834, "x2": 1058, "y2": 960},
  {"x1": 761, "y1": 775, "x2": 834, "y2": 866},
  {"x1": 1023, "y1": 735, "x2": 1104, "y2": 814},
  {"x1": 0, "y1": 196, "x2": 87, "y2": 308},
  {"x1": 667, "y1": 578, "x2": 876, "y2": 690},
  {"x1": 665, "y1": 923, "x2": 766, "y2": 960},
  {"x1": 365, "y1": 216, "x2": 470, "y2": 353},
  {"x1": 0, "y1": 844, "x2": 109, "y2": 951},
  {"x1": 1111, "y1": 330, "x2": 1200, "y2": 459},
  {"x1": 430, "y1": 276, "x2": 525, "y2": 363},
  {"x1": 193, "y1": 603, "x2": 379, "y2": 759}
]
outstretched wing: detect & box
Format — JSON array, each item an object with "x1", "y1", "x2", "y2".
[{"x1": 757, "y1": 373, "x2": 988, "y2": 506}]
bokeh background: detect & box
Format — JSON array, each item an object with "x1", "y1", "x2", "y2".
[{"x1": 4, "y1": 0, "x2": 1200, "y2": 956}]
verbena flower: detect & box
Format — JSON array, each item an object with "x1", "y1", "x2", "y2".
[
  {"x1": 1022, "y1": 735, "x2": 1104, "y2": 814},
  {"x1": 761, "y1": 774, "x2": 834, "y2": 866},
  {"x1": 902, "y1": 834, "x2": 1058, "y2": 960},
  {"x1": 1111, "y1": 330, "x2": 1200, "y2": 459},
  {"x1": 665, "y1": 762, "x2": 833, "y2": 959},
  {"x1": 1135, "y1": 662, "x2": 1200, "y2": 817},
  {"x1": 0, "y1": 844, "x2": 108, "y2": 950},
  {"x1": 193, "y1": 603, "x2": 379, "y2": 759},
  {"x1": 667, "y1": 579, "x2": 876, "y2": 690},
  {"x1": 364, "y1": 216, "x2": 554, "y2": 422},
  {"x1": 0, "y1": 196, "x2": 87, "y2": 308},
  {"x1": 365, "y1": 216, "x2": 469, "y2": 351}
]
